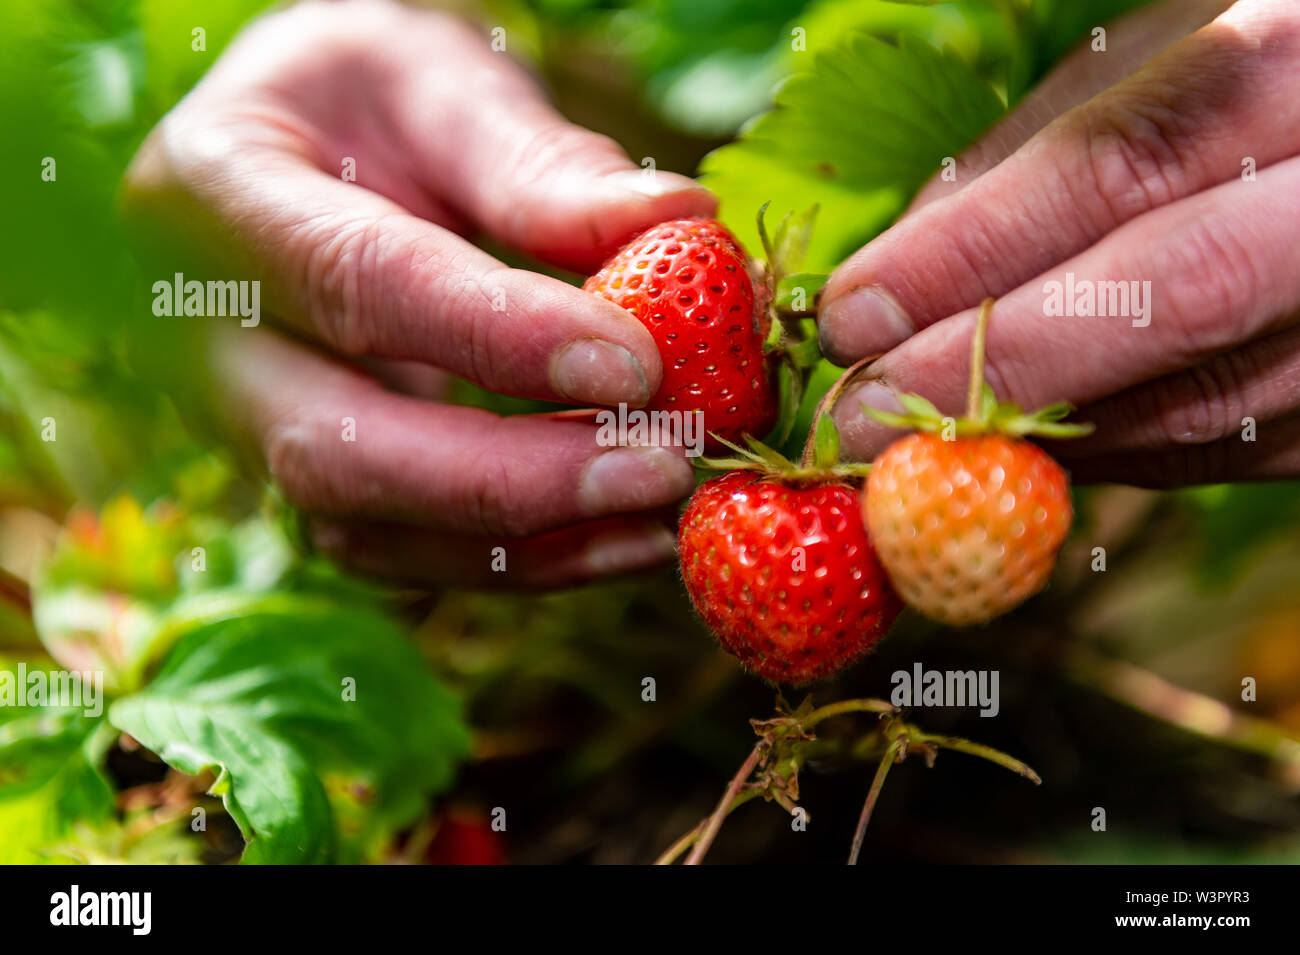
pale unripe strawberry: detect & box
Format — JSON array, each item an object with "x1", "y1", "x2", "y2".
[
  {"x1": 865, "y1": 433, "x2": 1072, "y2": 625},
  {"x1": 858, "y1": 299, "x2": 1090, "y2": 626}
]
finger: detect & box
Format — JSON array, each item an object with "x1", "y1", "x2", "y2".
[
  {"x1": 309, "y1": 513, "x2": 678, "y2": 591},
  {"x1": 909, "y1": 0, "x2": 1234, "y2": 210},
  {"x1": 378, "y1": 16, "x2": 716, "y2": 272},
  {"x1": 1053, "y1": 323, "x2": 1300, "y2": 456},
  {"x1": 202, "y1": 0, "x2": 715, "y2": 273},
  {"x1": 205, "y1": 324, "x2": 695, "y2": 536},
  {"x1": 832, "y1": 153, "x2": 1300, "y2": 460},
  {"x1": 1064, "y1": 411, "x2": 1300, "y2": 486},
  {"x1": 820, "y1": 0, "x2": 1300, "y2": 363},
  {"x1": 123, "y1": 143, "x2": 663, "y2": 407}
]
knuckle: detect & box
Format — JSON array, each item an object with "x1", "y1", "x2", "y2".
[
  {"x1": 264, "y1": 416, "x2": 326, "y2": 510},
  {"x1": 513, "y1": 123, "x2": 620, "y2": 185},
  {"x1": 448, "y1": 269, "x2": 504, "y2": 388},
  {"x1": 1151, "y1": 359, "x2": 1244, "y2": 447},
  {"x1": 1070, "y1": 95, "x2": 1196, "y2": 226},
  {"x1": 464, "y1": 443, "x2": 530, "y2": 539},
  {"x1": 495, "y1": 123, "x2": 623, "y2": 230},
  {"x1": 265, "y1": 407, "x2": 388, "y2": 517},
  {"x1": 1145, "y1": 216, "x2": 1260, "y2": 357},
  {"x1": 293, "y1": 215, "x2": 399, "y2": 355}
]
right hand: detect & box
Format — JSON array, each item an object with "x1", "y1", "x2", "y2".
[{"x1": 122, "y1": 0, "x2": 716, "y2": 588}]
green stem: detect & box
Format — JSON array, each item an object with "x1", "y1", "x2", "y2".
[
  {"x1": 683, "y1": 740, "x2": 769, "y2": 865},
  {"x1": 966, "y1": 297, "x2": 994, "y2": 420},
  {"x1": 847, "y1": 738, "x2": 902, "y2": 865},
  {"x1": 910, "y1": 730, "x2": 1042, "y2": 785},
  {"x1": 654, "y1": 789, "x2": 761, "y2": 865},
  {"x1": 802, "y1": 697, "x2": 897, "y2": 729},
  {"x1": 799, "y1": 354, "x2": 880, "y2": 468}
]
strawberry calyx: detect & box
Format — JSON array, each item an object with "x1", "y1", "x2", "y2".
[
  {"x1": 697, "y1": 428, "x2": 872, "y2": 484},
  {"x1": 864, "y1": 298, "x2": 1095, "y2": 441},
  {"x1": 698, "y1": 348, "x2": 872, "y2": 484},
  {"x1": 866, "y1": 387, "x2": 1094, "y2": 439}
]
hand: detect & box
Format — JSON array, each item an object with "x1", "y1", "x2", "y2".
[
  {"x1": 821, "y1": 0, "x2": 1300, "y2": 487},
  {"x1": 122, "y1": 0, "x2": 715, "y2": 588}
]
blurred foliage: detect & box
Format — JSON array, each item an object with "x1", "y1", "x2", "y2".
[
  {"x1": 703, "y1": 32, "x2": 1006, "y2": 271},
  {"x1": 0, "y1": 0, "x2": 1298, "y2": 865},
  {"x1": 3, "y1": 492, "x2": 469, "y2": 863},
  {"x1": 111, "y1": 604, "x2": 469, "y2": 863}
]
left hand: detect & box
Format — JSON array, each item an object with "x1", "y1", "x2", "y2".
[{"x1": 820, "y1": 0, "x2": 1300, "y2": 487}]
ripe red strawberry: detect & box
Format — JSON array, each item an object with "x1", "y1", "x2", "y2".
[
  {"x1": 860, "y1": 299, "x2": 1090, "y2": 626},
  {"x1": 679, "y1": 469, "x2": 901, "y2": 685},
  {"x1": 423, "y1": 809, "x2": 506, "y2": 866},
  {"x1": 584, "y1": 218, "x2": 778, "y2": 450},
  {"x1": 865, "y1": 435, "x2": 1072, "y2": 625}
]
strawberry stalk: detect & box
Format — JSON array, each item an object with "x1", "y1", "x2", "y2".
[
  {"x1": 682, "y1": 739, "x2": 770, "y2": 865},
  {"x1": 864, "y1": 296, "x2": 1096, "y2": 440},
  {"x1": 847, "y1": 737, "x2": 902, "y2": 866},
  {"x1": 755, "y1": 203, "x2": 828, "y2": 447},
  {"x1": 799, "y1": 353, "x2": 878, "y2": 469},
  {"x1": 967, "y1": 297, "x2": 992, "y2": 421},
  {"x1": 656, "y1": 695, "x2": 1042, "y2": 866}
]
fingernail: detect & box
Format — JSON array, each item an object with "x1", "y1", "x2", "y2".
[
  {"x1": 551, "y1": 339, "x2": 650, "y2": 407},
  {"x1": 578, "y1": 446, "x2": 695, "y2": 516},
  {"x1": 583, "y1": 523, "x2": 677, "y2": 575},
  {"x1": 819, "y1": 286, "x2": 913, "y2": 363},
  {"x1": 602, "y1": 168, "x2": 710, "y2": 199},
  {"x1": 833, "y1": 380, "x2": 908, "y2": 461}
]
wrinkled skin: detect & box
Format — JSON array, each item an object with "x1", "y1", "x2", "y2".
[
  {"x1": 122, "y1": 0, "x2": 718, "y2": 588},
  {"x1": 826, "y1": 0, "x2": 1300, "y2": 487}
]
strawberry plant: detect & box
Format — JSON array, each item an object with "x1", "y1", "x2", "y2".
[
  {"x1": 663, "y1": 293, "x2": 1090, "y2": 861},
  {"x1": 3, "y1": 496, "x2": 470, "y2": 863}
]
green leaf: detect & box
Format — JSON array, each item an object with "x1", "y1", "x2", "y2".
[
  {"x1": 978, "y1": 383, "x2": 999, "y2": 424},
  {"x1": 702, "y1": 32, "x2": 1005, "y2": 270},
  {"x1": 812, "y1": 413, "x2": 841, "y2": 469},
  {"x1": 772, "y1": 359, "x2": 805, "y2": 447},
  {"x1": 1181, "y1": 483, "x2": 1300, "y2": 587},
  {"x1": 0, "y1": 657, "x2": 114, "y2": 863},
  {"x1": 109, "y1": 603, "x2": 470, "y2": 864},
  {"x1": 1031, "y1": 401, "x2": 1074, "y2": 423},
  {"x1": 1010, "y1": 420, "x2": 1094, "y2": 439},
  {"x1": 775, "y1": 273, "x2": 830, "y2": 316},
  {"x1": 862, "y1": 404, "x2": 921, "y2": 430},
  {"x1": 742, "y1": 434, "x2": 797, "y2": 469},
  {"x1": 139, "y1": 0, "x2": 277, "y2": 113},
  {"x1": 897, "y1": 392, "x2": 944, "y2": 419},
  {"x1": 770, "y1": 205, "x2": 820, "y2": 280}
]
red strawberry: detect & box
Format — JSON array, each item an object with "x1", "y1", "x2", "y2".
[
  {"x1": 423, "y1": 809, "x2": 506, "y2": 866},
  {"x1": 859, "y1": 299, "x2": 1090, "y2": 626},
  {"x1": 679, "y1": 470, "x2": 901, "y2": 685},
  {"x1": 584, "y1": 218, "x2": 778, "y2": 450}
]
